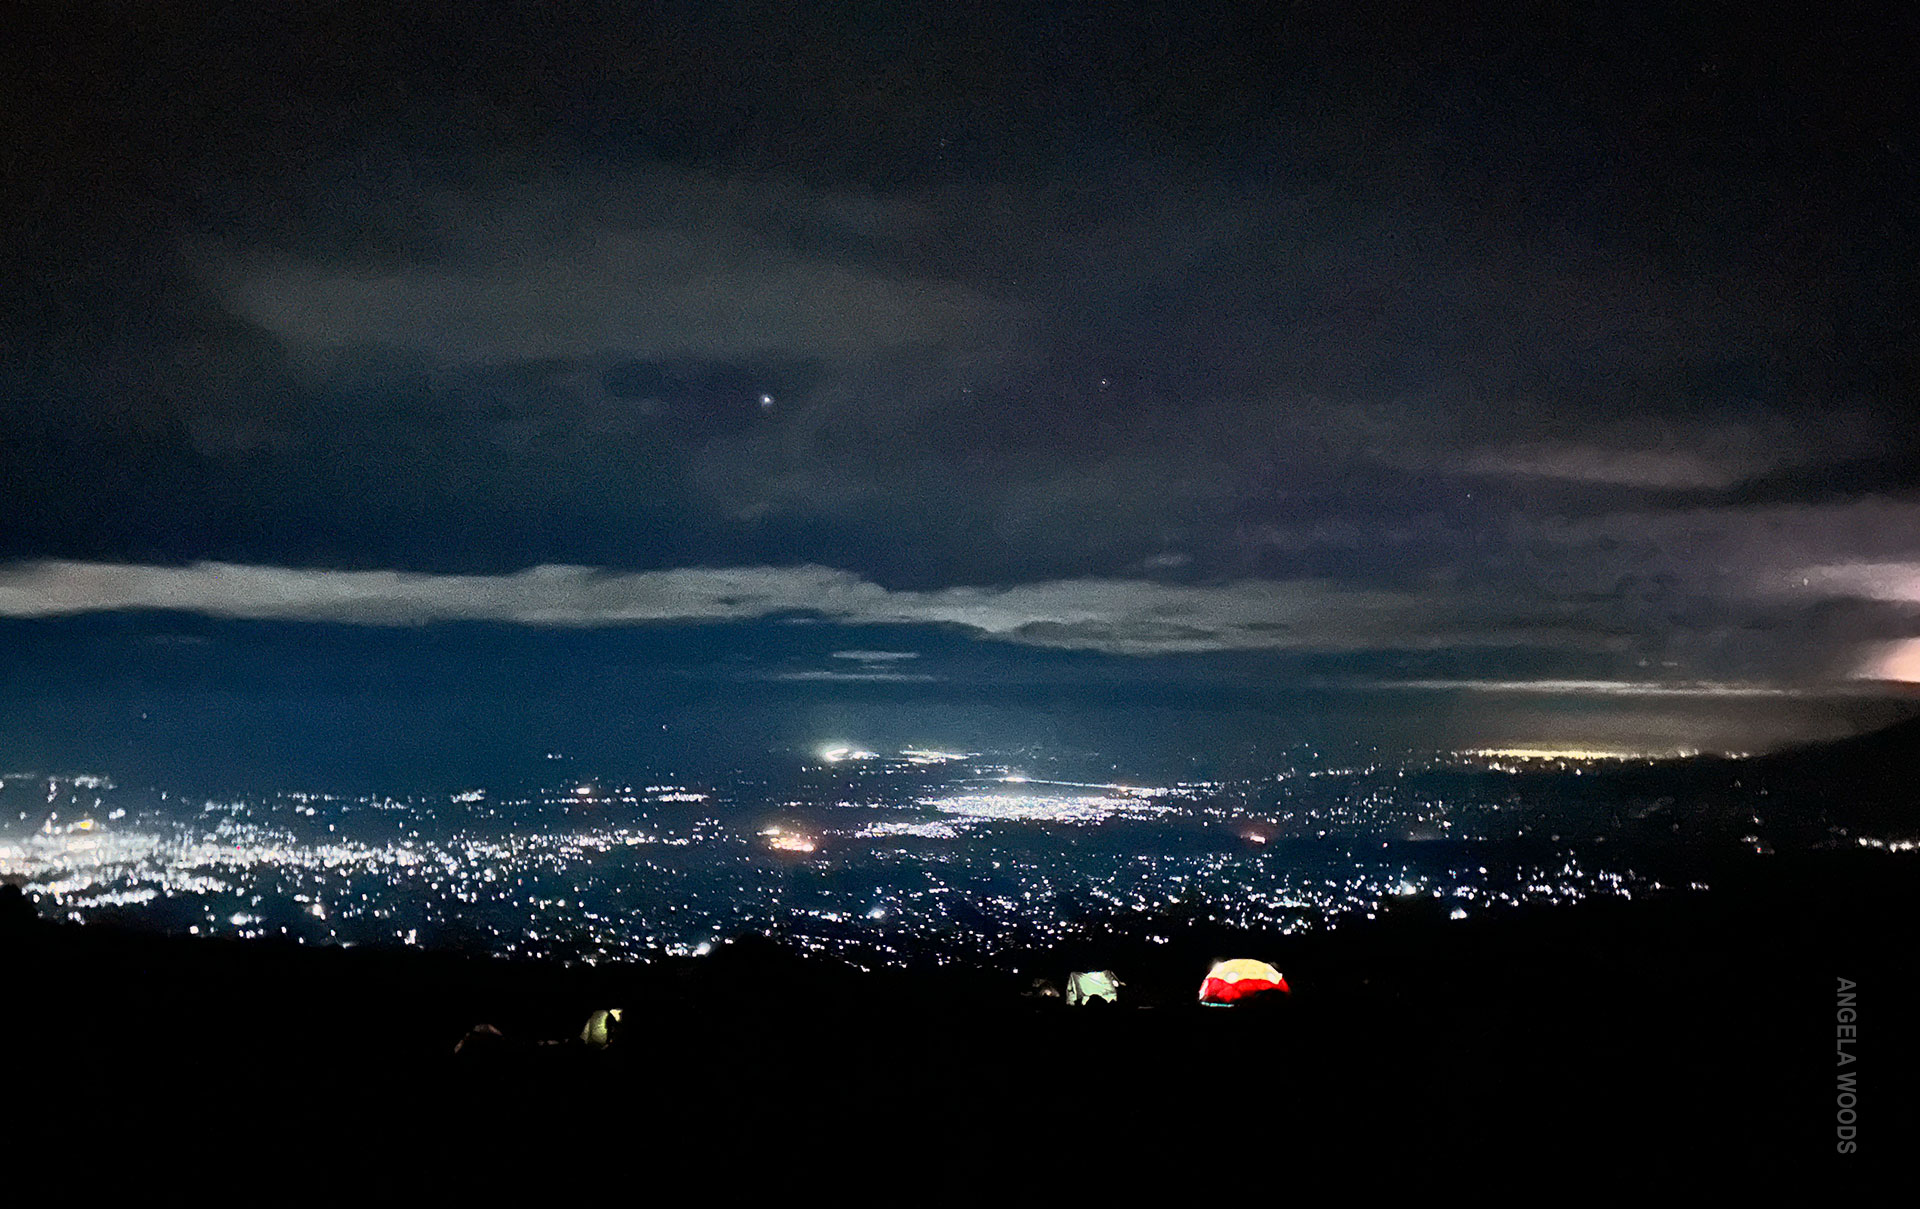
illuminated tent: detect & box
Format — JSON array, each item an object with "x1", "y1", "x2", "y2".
[
  {"x1": 1198, "y1": 959, "x2": 1289, "y2": 1005},
  {"x1": 1065, "y1": 970, "x2": 1122, "y2": 1006},
  {"x1": 580, "y1": 1008, "x2": 624, "y2": 1048},
  {"x1": 1025, "y1": 978, "x2": 1063, "y2": 1000}
]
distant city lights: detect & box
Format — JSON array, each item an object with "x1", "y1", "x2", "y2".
[
  {"x1": 5, "y1": 737, "x2": 1887, "y2": 972},
  {"x1": 761, "y1": 826, "x2": 818, "y2": 854}
]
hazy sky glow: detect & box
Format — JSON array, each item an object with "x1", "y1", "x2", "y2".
[{"x1": 3, "y1": 1, "x2": 1917, "y2": 768}]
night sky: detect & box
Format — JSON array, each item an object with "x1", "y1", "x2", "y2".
[{"x1": 4, "y1": 1, "x2": 1918, "y2": 781}]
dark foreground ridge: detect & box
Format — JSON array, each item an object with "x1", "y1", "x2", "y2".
[{"x1": 5, "y1": 851, "x2": 1914, "y2": 1166}]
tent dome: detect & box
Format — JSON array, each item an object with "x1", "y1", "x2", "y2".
[
  {"x1": 580, "y1": 1008, "x2": 624, "y2": 1048},
  {"x1": 1199, "y1": 959, "x2": 1289, "y2": 1005},
  {"x1": 1065, "y1": 970, "x2": 1121, "y2": 1006}
]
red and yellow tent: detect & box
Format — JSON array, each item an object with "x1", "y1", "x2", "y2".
[{"x1": 1199, "y1": 958, "x2": 1290, "y2": 1005}]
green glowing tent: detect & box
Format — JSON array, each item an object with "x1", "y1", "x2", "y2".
[
  {"x1": 580, "y1": 1008, "x2": 624, "y2": 1048},
  {"x1": 1065, "y1": 970, "x2": 1122, "y2": 1006}
]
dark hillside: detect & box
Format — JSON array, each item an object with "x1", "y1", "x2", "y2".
[{"x1": 6, "y1": 849, "x2": 1912, "y2": 1167}]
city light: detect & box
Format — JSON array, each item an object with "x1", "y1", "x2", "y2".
[{"x1": 0, "y1": 739, "x2": 1784, "y2": 970}]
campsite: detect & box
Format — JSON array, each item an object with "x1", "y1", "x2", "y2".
[{"x1": 4, "y1": 846, "x2": 1911, "y2": 1162}]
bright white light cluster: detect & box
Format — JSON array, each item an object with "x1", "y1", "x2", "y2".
[{"x1": 919, "y1": 790, "x2": 1175, "y2": 827}]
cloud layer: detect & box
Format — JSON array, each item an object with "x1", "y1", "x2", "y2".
[
  {"x1": 3, "y1": 553, "x2": 1915, "y2": 688},
  {"x1": 0, "y1": 560, "x2": 1475, "y2": 655}
]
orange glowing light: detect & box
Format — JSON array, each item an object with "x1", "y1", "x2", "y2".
[{"x1": 761, "y1": 826, "x2": 817, "y2": 853}]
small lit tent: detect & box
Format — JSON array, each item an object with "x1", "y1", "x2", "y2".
[
  {"x1": 1026, "y1": 978, "x2": 1063, "y2": 1000},
  {"x1": 1065, "y1": 970, "x2": 1122, "y2": 1006},
  {"x1": 1199, "y1": 959, "x2": 1289, "y2": 1005},
  {"x1": 580, "y1": 1008, "x2": 624, "y2": 1048}
]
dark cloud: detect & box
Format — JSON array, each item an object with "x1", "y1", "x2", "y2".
[{"x1": 2, "y1": 0, "x2": 1917, "y2": 724}]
